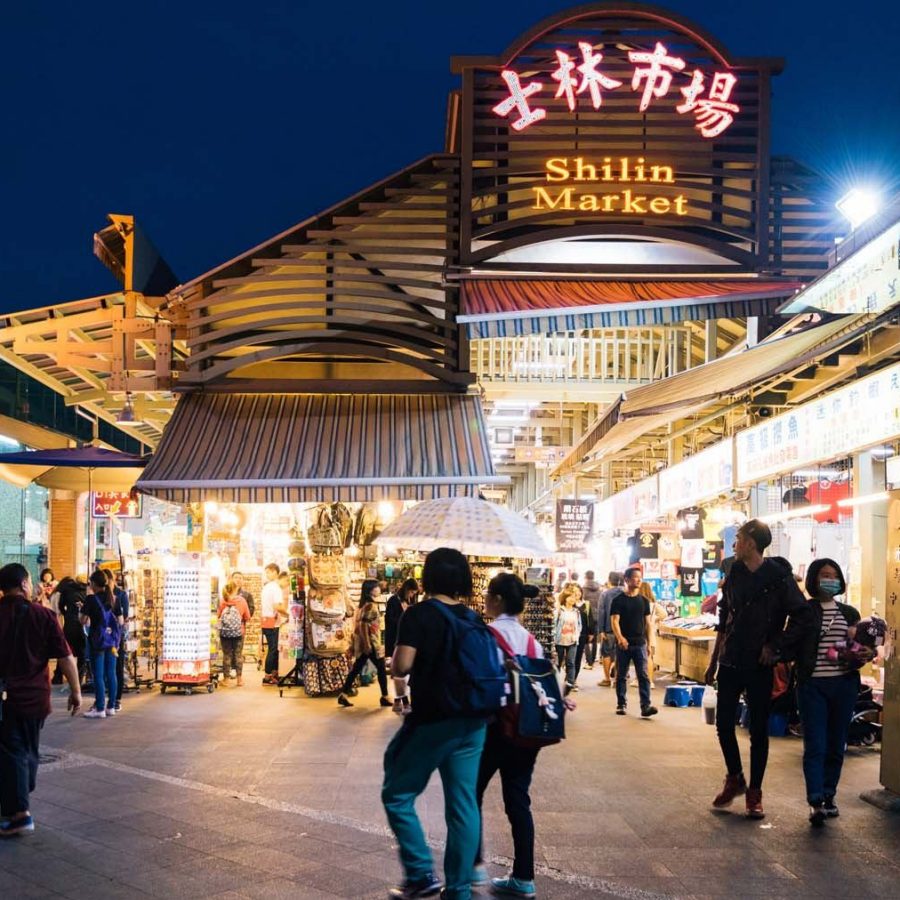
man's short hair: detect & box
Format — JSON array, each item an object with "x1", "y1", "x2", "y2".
[
  {"x1": 0, "y1": 563, "x2": 30, "y2": 592},
  {"x1": 608, "y1": 571, "x2": 624, "y2": 586},
  {"x1": 585, "y1": 570, "x2": 594, "y2": 579},
  {"x1": 739, "y1": 519, "x2": 772, "y2": 553},
  {"x1": 623, "y1": 566, "x2": 642, "y2": 582},
  {"x1": 264, "y1": 562, "x2": 279, "y2": 574}
]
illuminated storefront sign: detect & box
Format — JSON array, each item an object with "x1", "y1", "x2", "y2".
[
  {"x1": 532, "y1": 156, "x2": 688, "y2": 214},
  {"x1": 611, "y1": 474, "x2": 660, "y2": 528},
  {"x1": 736, "y1": 361, "x2": 900, "y2": 484},
  {"x1": 493, "y1": 40, "x2": 740, "y2": 138},
  {"x1": 659, "y1": 438, "x2": 735, "y2": 512},
  {"x1": 780, "y1": 221, "x2": 900, "y2": 315},
  {"x1": 91, "y1": 491, "x2": 142, "y2": 518}
]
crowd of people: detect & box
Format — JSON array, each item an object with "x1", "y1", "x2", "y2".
[{"x1": 0, "y1": 519, "x2": 881, "y2": 900}]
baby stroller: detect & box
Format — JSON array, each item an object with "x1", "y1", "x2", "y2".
[{"x1": 846, "y1": 683, "x2": 882, "y2": 747}]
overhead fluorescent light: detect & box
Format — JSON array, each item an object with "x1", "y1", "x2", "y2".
[
  {"x1": 836, "y1": 492, "x2": 889, "y2": 508},
  {"x1": 758, "y1": 505, "x2": 831, "y2": 523}
]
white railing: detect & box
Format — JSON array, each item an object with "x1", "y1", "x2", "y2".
[{"x1": 471, "y1": 328, "x2": 697, "y2": 384}]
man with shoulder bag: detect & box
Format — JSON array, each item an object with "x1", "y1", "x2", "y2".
[{"x1": 0, "y1": 563, "x2": 82, "y2": 836}]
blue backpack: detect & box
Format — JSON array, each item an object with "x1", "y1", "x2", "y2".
[
  {"x1": 89, "y1": 596, "x2": 121, "y2": 652},
  {"x1": 427, "y1": 599, "x2": 507, "y2": 717}
]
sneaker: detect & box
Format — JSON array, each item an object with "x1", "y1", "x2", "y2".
[
  {"x1": 388, "y1": 873, "x2": 442, "y2": 898},
  {"x1": 337, "y1": 693, "x2": 353, "y2": 708},
  {"x1": 491, "y1": 875, "x2": 536, "y2": 898},
  {"x1": 570, "y1": 685, "x2": 580, "y2": 693},
  {"x1": 236, "y1": 677, "x2": 244, "y2": 686},
  {"x1": 393, "y1": 697, "x2": 411, "y2": 716},
  {"x1": 471, "y1": 865, "x2": 489, "y2": 886},
  {"x1": 745, "y1": 788, "x2": 765, "y2": 819},
  {"x1": 712, "y1": 773, "x2": 747, "y2": 808},
  {"x1": 809, "y1": 803, "x2": 827, "y2": 827},
  {"x1": 114, "y1": 703, "x2": 122, "y2": 712},
  {"x1": 616, "y1": 706, "x2": 626, "y2": 715},
  {"x1": 823, "y1": 796, "x2": 839, "y2": 818},
  {"x1": 0, "y1": 815, "x2": 35, "y2": 838},
  {"x1": 640, "y1": 705, "x2": 659, "y2": 718},
  {"x1": 83, "y1": 708, "x2": 106, "y2": 719},
  {"x1": 262, "y1": 675, "x2": 278, "y2": 685},
  {"x1": 563, "y1": 683, "x2": 574, "y2": 696},
  {"x1": 598, "y1": 679, "x2": 612, "y2": 687},
  {"x1": 106, "y1": 707, "x2": 117, "y2": 717}
]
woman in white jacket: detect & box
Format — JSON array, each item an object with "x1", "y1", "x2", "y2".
[{"x1": 554, "y1": 582, "x2": 582, "y2": 694}]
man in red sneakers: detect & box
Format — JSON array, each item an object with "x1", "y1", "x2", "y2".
[{"x1": 704, "y1": 520, "x2": 812, "y2": 819}]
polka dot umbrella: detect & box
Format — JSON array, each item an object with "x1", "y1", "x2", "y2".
[{"x1": 375, "y1": 497, "x2": 550, "y2": 559}]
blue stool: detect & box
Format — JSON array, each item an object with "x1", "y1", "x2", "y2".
[{"x1": 664, "y1": 685, "x2": 691, "y2": 707}]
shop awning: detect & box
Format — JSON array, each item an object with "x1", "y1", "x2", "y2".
[
  {"x1": 552, "y1": 316, "x2": 863, "y2": 477},
  {"x1": 459, "y1": 280, "x2": 802, "y2": 338},
  {"x1": 137, "y1": 393, "x2": 505, "y2": 503}
]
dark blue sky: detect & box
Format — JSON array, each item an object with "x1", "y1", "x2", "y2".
[{"x1": 2, "y1": 0, "x2": 897, "y2": 314}]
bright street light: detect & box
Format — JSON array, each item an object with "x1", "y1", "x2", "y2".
[{"x1": 835, "y1": 187, "x2": 881, "y2": 230}]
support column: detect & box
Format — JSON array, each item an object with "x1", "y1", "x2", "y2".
[
  {"x1": 853, "y1": 450, "x2": 888, "y2": 618},
  {"x1": 49, "y1": 491, "x2": 78, "y2": 578},
  {"x1": 704, "y1": 320, "x2": 719, "y2": 363}
]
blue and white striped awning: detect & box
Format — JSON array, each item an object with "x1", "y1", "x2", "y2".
[{"x1": 138, "y1": 393, "x2": 505, "y2": 503}]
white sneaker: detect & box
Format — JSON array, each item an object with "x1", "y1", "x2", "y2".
[
  {"x1": 106, "y1": 707, "x2": 117, "y2": 717},
  {"x1": 83, "y1": 709, "x2": 106, "y2": 719}
]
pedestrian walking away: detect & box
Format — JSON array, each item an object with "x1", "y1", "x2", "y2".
[
  {"x1": 596, "y1": 572, "x2": 622, "y2": 687},
  {"x1": 80, "y1": 570, "x2": 124, "y2": 719},
  {"x1": 55, "y1": 577, "x2": 87, "y2": 684},
  {"x1": 338, "y1": 579, "x2": 391, "y2": 708},
  {"x1": 581, "y1": 571, "x2": 602, "y2": 669},
  {"x1": 382, "y1": 548, "x2": 492, "y2": 900},
  {"x1": 474, "y1": 574, "x2": 575, "y2": 899},
  {"x1": 610, "y1": 568, "x2": 658, "y2": 718},
  {"x1": 797, "y1": 558, "x2": 866, "y2": 826},
  {"x1": 217, "y1": 580, "x2": 251, "y2": 685},
  {"x1": 553, "y1": 583, "x2": 582, "y2": 694},
  {"x1": 0, "y1": 563, "x2": 82, "y2": 836},
  {"x1": 385, "y1": 578, "x2": 419, "y2": 716},
  {"x1": 705, "y1": 519, "x2": 813, "y2": 819},
  {"x1": 104, "y1": 569, "x2": 129, "y2": 713}
]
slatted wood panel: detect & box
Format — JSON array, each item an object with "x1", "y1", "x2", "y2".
[
  {"x1": 177, "y1": 156, "x2": 470, "y2": 391},
  {"x1": 454, "y1": 6, "x2": 774, "y2": 270}
]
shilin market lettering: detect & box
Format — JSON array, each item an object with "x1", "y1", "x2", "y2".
[{"x1": 532, "y1": 156, "x2": 688, "y2": 215}]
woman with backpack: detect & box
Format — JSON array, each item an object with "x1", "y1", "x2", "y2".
[
  {"x1": 217, "y1": 581, "x2": 251, "y2": 686},
  {"x1": 80, "y1": 570, "x2": 123, "y2": 719},
  {"x1": 338, "y1": 580, "x2": 391, "y2": 708},
  {"x1": 473, "y1": 575, "x2": 574, "y2": 899}
]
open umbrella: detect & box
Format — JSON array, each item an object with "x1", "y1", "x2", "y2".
[
  {"x1": 375, "y1": 497, "x2": 550, "y2": 559},
  {"x1": 0, "y1": 446, "x2": 149, "y2": 571}
]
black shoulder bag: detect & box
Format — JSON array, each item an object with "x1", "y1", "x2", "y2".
[{"x1": 0, "y1": 600, "x2": 28, "y2": 723}]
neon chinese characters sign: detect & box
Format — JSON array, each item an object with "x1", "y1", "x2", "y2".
[{"x1": 493, "y1": 40, "x2": 740, "y2": 138}]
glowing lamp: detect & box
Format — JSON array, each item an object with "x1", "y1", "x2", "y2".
[{"x1": 836, "y1": 188, "x2": 881, "y2": 230}]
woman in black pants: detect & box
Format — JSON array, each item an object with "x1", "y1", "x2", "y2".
[
  {"x1": 338, "y1": 580, "x2": 391, "y2": 708},
  {"x1": 473, "y1": 574, "x2": 574, "y2": 898}
]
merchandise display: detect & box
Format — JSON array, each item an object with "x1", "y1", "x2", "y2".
[{"x1": 161, "y1": 563, "x2": 216, "y2": 693}]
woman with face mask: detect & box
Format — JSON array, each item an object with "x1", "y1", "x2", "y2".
[{"x1": 797, "y1": 558, "x2": 865, "y2": 827}]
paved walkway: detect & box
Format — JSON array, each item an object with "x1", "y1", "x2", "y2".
[{"x1": 1, "y1": 671, "x2": 897, "y2": 899}]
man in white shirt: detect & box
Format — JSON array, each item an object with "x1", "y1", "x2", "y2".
[{"x1": 260, "y1": 563, "x2": 287, "y2": 684}]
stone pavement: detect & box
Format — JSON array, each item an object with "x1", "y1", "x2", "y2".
[{"x1": 1, "y1": 670, "x2": 898, "y2": 899}]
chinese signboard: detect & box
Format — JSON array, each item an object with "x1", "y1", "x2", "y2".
[
  {"x1": 556, "y1": 499, "x2": 595, "y2": 552},
  {"x1": 91, "y1": 491, "x2": 142, "y2": 519},
  {"x1": 659, "y1": 438, "x2": 734, "y2": 512},
  {"x1": 611, "y1": 474, "x2": 660, "y2": 529},
  {"x1": 781, "y1": 222, "x2": 900, "y2": 316},
  {"x1": 493, "y1": 40, "x2": 740, "y2": 138},
  {"x1": 736, "y1": 361, "x2": 900, "y2": 484}
]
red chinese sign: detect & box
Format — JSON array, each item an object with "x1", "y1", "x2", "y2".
[
  {"x1": 91, "y1": 491, "x2": 142, "y2": 519},
  {"x1": 493, "y1": 40, "x2": 740, "y2": 138}
]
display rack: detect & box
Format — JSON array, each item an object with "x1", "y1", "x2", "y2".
[{"x1": 161, "y1": 564, "x2": 218, "y2": 695}]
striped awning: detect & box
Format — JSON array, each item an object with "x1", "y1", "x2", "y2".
[
  {"x1": 459, "y1": 280, "x2": 801, "y2": 338},
  {"x1": 137, "y1": 393, "x2": 504, "y2": 503}
]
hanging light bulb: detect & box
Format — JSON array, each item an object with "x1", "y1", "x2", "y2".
[{"x1": 117, "y1": 394, "x2": 136, "y2": 424}]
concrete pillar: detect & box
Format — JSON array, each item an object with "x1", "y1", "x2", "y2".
[
  {"x1": 878, "y1": 496, "x2": 900, "y2": 794},
  {"x1": 853, "y1": 450, "x2": 888, "y2": 618}
]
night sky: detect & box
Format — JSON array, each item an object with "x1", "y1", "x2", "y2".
[{"x1": 2, "y1": 0, "x2": 898, "y2": 315}]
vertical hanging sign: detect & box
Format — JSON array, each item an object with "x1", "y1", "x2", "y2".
[{"x1": 556, "y1": 499, "x2": 595, "y2": 553}]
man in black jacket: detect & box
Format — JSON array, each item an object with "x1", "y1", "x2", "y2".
[{"x1": 704, "y1": 519, "x2": 813, "y2": 819}]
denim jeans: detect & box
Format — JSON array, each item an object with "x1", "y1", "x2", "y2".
[
  {"x1": 0, "y1": 714, "x2": 43, "y2": 817},
  {"x1": 615, "y1": 644, "x2": 651, "y2": 709},
  {"x1": 799, "y1": 673, "x2": 859, "y2": 804},
  {"x1": 262, "y1": 627, "x2": 280, "y2": 675},
  {"x1": 475, "y1": 724, "x2": 539, "y2": 881},
  {"x1": 715, "y1": 664, "x2": 774, "y2": 790},
  {"x1": 382, "y1": 718, "x2": 486, "y2": 899},
  {"x1": 556, "y1": 643, "x2": 576, "y2": 686},
  {"x1": 91, "y1": 649, "x2": 118, "y2": 713}
]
